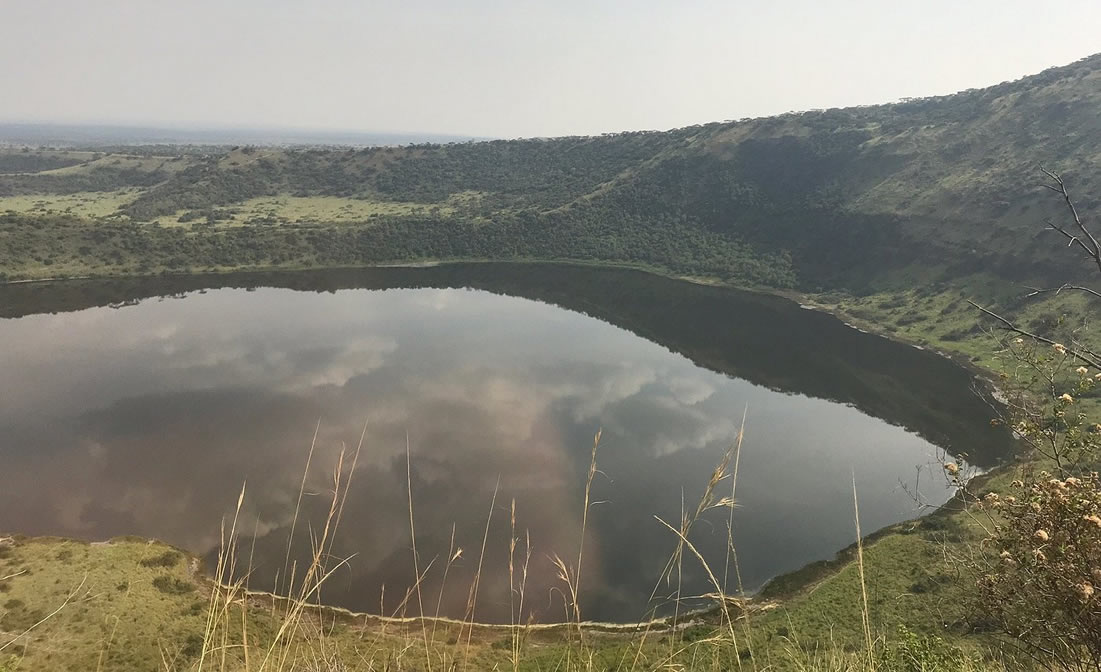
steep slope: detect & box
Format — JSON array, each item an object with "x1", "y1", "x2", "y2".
[
  {"x1": 1, "y1": 54, "x2": 1100, "y2": 288},
  {"x1": 581, "y1": 53, "x2": 1101, "y2": 289}
]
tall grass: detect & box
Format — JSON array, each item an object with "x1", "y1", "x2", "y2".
[{"x1": 159, "y1": 415, "x2": 994, "y2": 672}]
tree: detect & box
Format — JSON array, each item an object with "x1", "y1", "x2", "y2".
[{"x1": 962, "y1": 170, "x2": 1101, "y2": 670}]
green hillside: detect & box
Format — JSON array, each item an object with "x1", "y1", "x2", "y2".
[
  {"x1": 5, "y1": 54, "x2": 1101, "y2": 671},
  {"x1": 2, "y1": 53, "x2": 1100, "y2": 290}
]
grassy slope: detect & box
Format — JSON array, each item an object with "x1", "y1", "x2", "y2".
[
  {"x1": 3, "y1": 54, "x2": 1101, "y2": 671},
  {"x1": 0, "y1": 523, "x2": 1002, "y2": 672},
  {"x1": 2, "y1": 268, "x2": 1071, "y2": 670},
  {"x1": 2, "y1": 54, "x2": 1100, "y2": 288},
  {"x1": 0, "y1": 267, "x2": 1069, "y2": 671},
  {"x1": 0, "y1": 272, "x2": 1055, "y2": 670},
  {"x1": 0, "y1": 537, "x2": 209, "y2": 671}
]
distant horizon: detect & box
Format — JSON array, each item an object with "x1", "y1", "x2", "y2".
[
  {"x1": 0, "y1": 119, "x2": 482, "y2": 135},
  {"x1": 6, "y1": 1, "x2": 1101, "y2": 139},
  {"x1": 0, "y1": 121, "x2": 490, "y2": 147},
  {"x1": 3, "y1": 48, "x2": 1098, "y2": 147}
]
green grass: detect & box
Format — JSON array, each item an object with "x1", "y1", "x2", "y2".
[
  {"x1": 0, "y1": 263, "x2": 1081, "y2": 668},
  {"x1": 148, "y1": 194, "x2": 453, "y2": 228},
  {"x1": 0, "y1": 190, "x2": 140, "y2": 219},
  {"x1": 0, "y1": 373, "x2": 1031, "y2": 672},
  {"x1": 0, "y1": 529, "x2": 1004, "y2": 671},
  {"x1": 0, "y1": 191, "x2": 448, "y2": 230},
  {"x1": 3, "y1": 53, "x2": 1101, "y2": 293},
  {"x1": 0, "y1": 489, "x2": 1017, "y2": 671},
  {"x1": 0, "y1": 257, "x2": 1087, "y2": 669},
  {"x1": 814, "y1": 276, "x2": 1101, "y2": 379},
  {"x1": 0, "y1": 281, "x2": 1056, "y2": 669},
  {"x1": 4, "y1": 51, "x2": 1101, "y2": 667},
  {"x1": 0, "y1": 537, "x2": 208, "y2": 671},
  {"x1": 35, "y1": 153, "x2": 194, "y2": 177}
]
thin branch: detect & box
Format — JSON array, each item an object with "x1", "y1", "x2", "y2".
[
  {"x1": 1040, "y1": 167, "x2": 1101, "y2": 275},
  {"x1": 967, "y1": 300, "x2": 1101, "y2": 370},
  {"x1": 0, "y1": 574, "x2": 87, "y2": 652},
  {"x1": 1023, "y1": 283, "x2": 1101, "y2": 301}
]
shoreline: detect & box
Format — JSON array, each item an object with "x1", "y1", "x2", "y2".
[{"x1": 0, "y1": 258, "x2": 1018, "y2": 631}]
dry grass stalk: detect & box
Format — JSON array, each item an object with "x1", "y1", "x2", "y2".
[
  {"x1": 405, "y1": 433, "x2": 433, "y2": 672},
  {"x1": 461, "y1": 476, "x2": 500, "y2": 670},
  {"x1": 852, "y1": 474, "x2": 874, "y2": 665}
]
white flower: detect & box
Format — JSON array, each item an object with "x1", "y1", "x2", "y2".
[
  {"x1": 1076, "y1": 583, "x2": 1095, "y2": 602},
  {"x1": 1053, "y1": 343, "x2": 1067, "y2": 355},
  {"x1": 1059, "y1": 393, "x2": 1074, "y2": 403},
  {"x1": 1077, "y1": 366, "x2": 1090, "y2": 376},
  {"x1": 944, "y1": 462, "x2": 960, "y2": 475}
]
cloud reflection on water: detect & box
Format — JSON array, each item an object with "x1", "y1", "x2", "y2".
[{"x1": 0, "y1": 285, "x2": 962, "y2": 621}]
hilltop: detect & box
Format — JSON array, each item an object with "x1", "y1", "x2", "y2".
[
  {"x1": 1, "y1": 53, "x2": 1100, "y2": 293},
  {"x1": 5, "y1": 55, "x2": 1101, "y2": 671}
]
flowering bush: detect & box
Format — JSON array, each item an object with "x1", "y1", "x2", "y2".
[
  {"x1": 950, "y1": 334, "x2": 1101, "y2": 668},
  {"x1": 991, "y1": 340, "x2": 1101, "y2": 476},
  {"x1": 976, "y1": 471, "x2": 1101, "y2": 668},
  {"x1": 966, "y1": 171, "x2": 1101, "y2": 668}
]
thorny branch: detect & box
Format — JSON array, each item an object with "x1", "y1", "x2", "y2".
[
  {"x1": 1041, "y1": 167, "x2": 1101, "y2": 276},
  {"x1": 1023, "y1": 283, "x2": 1101, "y2": 301},
  {"x1": 967, "y1": 300, "x2": 1101, "y2": 370},
  {"x1": 972, "y1": 170, "x2": 1100, "y2": 361}
]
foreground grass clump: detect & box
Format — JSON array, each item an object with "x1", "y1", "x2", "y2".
[
  {"x1": 0, "y1": 443, "x2": 1018, "y2": 672},
  {"x1": 0, "y1": 517, "x2": 1010, "y2": 671},
  {"x1": 0, "y1": 536, "x2": 208, "y2": 671},
  {"x1": 0, "y1": 367, "x2": 1030, "y2": 672}
]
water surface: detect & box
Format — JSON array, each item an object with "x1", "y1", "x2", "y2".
[{"x1": 0, "y1": 264, "x2": 1008, "y2": 622}]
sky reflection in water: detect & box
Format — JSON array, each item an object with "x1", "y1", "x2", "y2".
[{"x1": 0, "y1": 276, "x2": 998, "y2": 622}]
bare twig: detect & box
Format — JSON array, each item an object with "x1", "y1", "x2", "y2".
[
  {"x1": 1023, "y1": 283, "x2": 1101, "y2": 301},
  {"x1": 0, "y1": 574, "x2": 87, "y2": 653},
  {"x1": 1040, "y1": 167, "x2": 1101, "y2": 275},
  {"x1": 968, "y1": 300, "x2": 1101, "y2": 369}
]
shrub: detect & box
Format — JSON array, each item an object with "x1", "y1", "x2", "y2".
[
  {"x1": 976, "y1": 473, "x2": 1101, "y2": 668},
  {"x1": 181, "y1": 633, "x2": 204, "y2": 658},
  {"x1": 152, "y1": 575, "x2": 193, "y2": 595},
  {"x1": 681, "y1": 624, "x2": 713, "y2": 642},
  {"x1": 139, "y1": 550, "x2": 181, "y2": 568},
  {"x1": 878, "y1": 625, "x2": 976, "y2": 671}
]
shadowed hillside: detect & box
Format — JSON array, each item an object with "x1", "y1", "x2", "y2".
[
  {"x1": 0, "y1": 263, "x2": 1010, "y2": 467},
  {"x1": 2, "y1": 54, "x2": 1100, "y2": 288}
]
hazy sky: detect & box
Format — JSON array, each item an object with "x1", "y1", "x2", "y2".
[{"x1": 3, "y1": 0, "x2": 1100, "y2": 138}]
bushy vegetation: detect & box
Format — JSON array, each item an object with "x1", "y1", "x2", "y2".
[
  {"x1": 2, "y1": 53, "x2": 1100, "y2": 291},
  {"x1": 977, "y1": 472, "x2": 1101, "y2": 667},
  {"x1": 0, "y1": 151, "x2": 87, "y2": 174},
  {"x1": 3, "y1": 51, "x2": 1101, "y2": 672}
]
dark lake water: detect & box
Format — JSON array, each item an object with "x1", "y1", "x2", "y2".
[{"x1": 0, "y1": 264, "x2": 1009, "y2": 623}]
